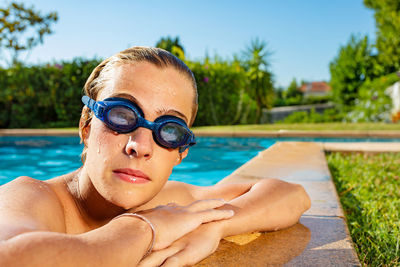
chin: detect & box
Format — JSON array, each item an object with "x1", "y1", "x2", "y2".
[{"x1": 110, "y1": 190, "x2": 157, "y2": 210}]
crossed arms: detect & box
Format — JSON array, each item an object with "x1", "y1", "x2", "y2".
[{"x1": 0, "y1": 177, "x2": 310, "y2": 267}]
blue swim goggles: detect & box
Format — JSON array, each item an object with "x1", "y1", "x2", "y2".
[{"x1": 82, "y1": 96, "x2": 196, "y2": 153}]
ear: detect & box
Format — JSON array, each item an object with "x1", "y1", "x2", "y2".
[
  {"x1": 79, "y1": 110, "x2": 91, "y2": 146},
  {"x1": 82, "y1": 124, "x2": 91, "y2": 145},
  {"x1": 174, "y1": 148, "x2": 189, "y2": 166}
]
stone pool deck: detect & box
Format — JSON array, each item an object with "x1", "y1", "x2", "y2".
[
  {"x1": 194, "y1": 139, "x2": 400, "y2": 266},
  {"x1": 195, "y1": 142, "x2": 362, "y2": 266}
]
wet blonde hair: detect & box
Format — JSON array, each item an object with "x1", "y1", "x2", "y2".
[{"x1": 79, "y1": 46, "x2": 198, "y2": 163}]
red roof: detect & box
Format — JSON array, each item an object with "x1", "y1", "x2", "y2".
[{"x1": 299, "y1": 82, "x2": 331, "y2": 93}]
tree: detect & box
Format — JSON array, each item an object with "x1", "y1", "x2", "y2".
[
  {"x1": 286, "y1": 78, "x2": 303, "y2": 99},
  {"x1": 329, "y1": 35, "x2": 379, "y2": 107},
  {"x1": 242, "y1": 38, "x2": 274, "y2": 122},
  {"x1": 364, "y1": 0, "x2": 400, "y2": 73},
  {"x1": 155, "y1": 36, "x2": 185, "y2": 60},
  {"x1": 0, "y1": 1, "x2": 58, "y2": 66}
]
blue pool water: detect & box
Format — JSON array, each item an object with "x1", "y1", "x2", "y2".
[{"x1": 1, "y1": 136, "x2": 399, "y2": 186}]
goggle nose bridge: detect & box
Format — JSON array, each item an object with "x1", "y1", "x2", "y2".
[{"x1": 135, "y1": 116, "x2": 160, "y2": 133}]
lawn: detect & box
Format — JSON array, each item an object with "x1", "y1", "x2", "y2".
[
  {"x1": 193, "y1": 122, "x2": 400, "y2": 132},
  {"x1": 327, "y1": 152, "x2": 400, "y2": 266}
]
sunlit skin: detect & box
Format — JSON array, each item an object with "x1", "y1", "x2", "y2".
[
  {"x1": 81, "y1": 63, "x2": 194, "y2": 215},
  {"x1": 0, "y1": 61, "x2": 311, "y2": 267}
]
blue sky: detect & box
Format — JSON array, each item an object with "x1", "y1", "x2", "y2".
[{"x1": 19, "y1": 0, "x2": 376, "y2": 87}]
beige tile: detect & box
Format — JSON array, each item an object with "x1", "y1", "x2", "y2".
[
  {"x1": 195, "y1": 216, "x2": 360, "y2": 267},
  {"x1": 322, "y1": 142, "x2": 400, "y2": 153},
  {"x1": 209, "y1": 142, "x2": 360, "y2": 266}
]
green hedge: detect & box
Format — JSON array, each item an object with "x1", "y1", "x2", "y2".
[
  {"x1": 279, "y1": 108, "x2": 343, "y2": 123},
  {"x1": 0, "y1": 59, "x2": 100, "y2": 128},
  {"x1": 0, "y1": 57, "x2": 260, "y2": 128},
  {"x1": 187, "y1": 59, "x2": 257, "y2": 126}
]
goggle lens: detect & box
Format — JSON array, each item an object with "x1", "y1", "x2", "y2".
[
  {"x1": 108, "y1": 107, "x2": 137, "y2": 127},
  {"x1": 160, "y1": 123, "x2": 187, "y2": 144}
]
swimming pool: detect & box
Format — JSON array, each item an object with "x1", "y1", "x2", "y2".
[{"x1": 1, "y1": 136, "x2": 399, "y2": 186}]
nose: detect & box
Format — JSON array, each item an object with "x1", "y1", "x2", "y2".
[{"x1": 125, "y1": 127, "x2": 153, "y2": 159}]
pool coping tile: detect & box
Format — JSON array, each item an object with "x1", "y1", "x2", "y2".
[{"x1": 202, "y1": 142, "x2": 361, "y2": 266}]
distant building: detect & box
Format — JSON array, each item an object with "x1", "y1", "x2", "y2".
[{"x1": 299, "y1": 81, "x2": 331, "y2": 97}]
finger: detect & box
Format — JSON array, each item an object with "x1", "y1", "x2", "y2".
[
  {"x1": 139, "y1": 244, "x2": 183, "y2": 267},
  {"x1": 197, "y1": 208, "x2": 235, "y2": 223},
  {"x1": 161, "y1": 246, "x2": 209, "y2": 267},
  {"x1": 161, "y1": 256, "x2": 181, "y2": 267},
  {"x1": 186, "y1": 198, "x2": 226, "y2": 212}
]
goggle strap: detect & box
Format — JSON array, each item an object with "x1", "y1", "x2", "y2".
[
  {"x1": 83, "y1": 96, "x2": 98, "y2": 115},
  {"x1": 179, "y1": 146, "x2": 188, "y2": 153},
  {"x1": 178, "y1": 135, "x2": 196, "y2": 153}
]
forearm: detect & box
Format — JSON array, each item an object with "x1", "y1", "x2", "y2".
[
  {"x1": 213, "y1": 179, "x2": 311, "y2": 237},
  {"x1": 0, "y1": 217, "x2": 152, "y2": 267}
]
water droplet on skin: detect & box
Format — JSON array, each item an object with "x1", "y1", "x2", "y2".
[
  {"x1": 97, "y1": 138, "x2": 102, "y2": 154},
  {"x1": 113, "y1": 131, "x2": 118, "y2": 135}
]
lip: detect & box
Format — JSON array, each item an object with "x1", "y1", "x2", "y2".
[{"x1": 113, "y1": 168, "x2": 151, "y2": 184}]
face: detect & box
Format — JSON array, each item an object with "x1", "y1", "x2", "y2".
[{"x1": 83, "y1": 62, "x2": 194, "y2": 209}]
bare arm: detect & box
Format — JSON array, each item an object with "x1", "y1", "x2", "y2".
[
  {"x1": 0, "y1": 217, "x2": 152, "y2": 267},
  {"x1": 139, "y1": 178, "x2": 311, "y2": 266},
  {"x1": 213, "y1": 178, "x2": 311, "y2": 237},
  {"x1": 0, "y1": 177, "x2": 152, "y2": 266},
  {"x1": 152, "y1": 178, "x2": 310, "y2": 235},
  {"x1": 0, "y1": 177, "x2": 234, "y2": 267}
]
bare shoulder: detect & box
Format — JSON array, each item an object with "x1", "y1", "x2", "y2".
[{"x1": 0, "y1": 176, "x2": 65, "y2": 240}]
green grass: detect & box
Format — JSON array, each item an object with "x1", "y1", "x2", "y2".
[
  {"x1": 193, "y1": 123, "x2": 400, "y2": 131},
  {"x1": 327, "y1": 152, "x2": 400, "y2": 266}
]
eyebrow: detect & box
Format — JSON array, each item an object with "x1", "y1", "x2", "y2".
[{"x1": 109, "y1": 93, "x2": 188, "y2": 123}]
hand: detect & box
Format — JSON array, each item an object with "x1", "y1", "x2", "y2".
[
  {"x1": 130, "y1": 199, "x2": 233, "y2": 251},
  {"x1": 138, "y1": 223, "x2": 223, "y2": 267}
]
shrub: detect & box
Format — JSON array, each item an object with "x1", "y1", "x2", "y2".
[
  {"x1": 187, "y1": 57, "x2": 258, "y2": 126},
  {"x1": 0, "y1": 58, "x2": 101, "y2": 128},
  {"x1": 279, "y1": 108, "x2": 343, "y2": 123},
  {"x1": 346, "y1": 72, "x2": 399, "y2": 122},
  {"x1": 0, "y1": 56, "x2": 264, "y2": 128},
  {"x1": 302, "y1": 95, "x2": 332, "y2": 105}
]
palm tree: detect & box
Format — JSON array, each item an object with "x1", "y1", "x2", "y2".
[{"x1": 242, "y1": 38, "x2": 274, "y2": 122}]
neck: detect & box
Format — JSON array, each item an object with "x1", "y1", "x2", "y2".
[{"x1": 67, "y1": 168, "x2": 125, "y2": 224}]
